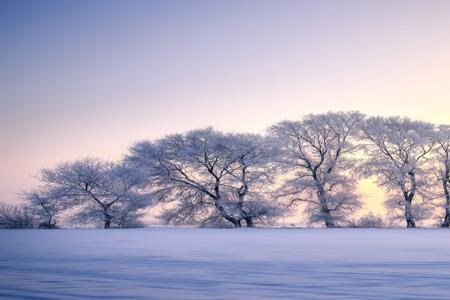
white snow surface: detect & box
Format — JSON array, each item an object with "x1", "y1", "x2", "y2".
[{"x1": 1, "y1": 228, "x2": 450, "y2": 299}]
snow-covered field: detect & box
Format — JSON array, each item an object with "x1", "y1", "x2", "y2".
[{"x1": 1, "y1": 228, "x2": 450, "y2": 299}]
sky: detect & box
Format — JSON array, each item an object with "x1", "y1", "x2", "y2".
[{"x1": 1, "y1": 0, "x2": 450, "y2": 216}]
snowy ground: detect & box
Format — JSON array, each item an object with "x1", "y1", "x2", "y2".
[{"x1": 1, "y1": 228, "x2": 450, "y2": 299}]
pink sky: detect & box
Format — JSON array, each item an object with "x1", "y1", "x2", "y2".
[{"x1": 1, "y1": 1, "x2": 450, "y2": 215}]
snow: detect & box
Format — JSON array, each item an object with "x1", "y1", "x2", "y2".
[{"x1": 1, "y1": 228, "x2": 450, "y2": 299}]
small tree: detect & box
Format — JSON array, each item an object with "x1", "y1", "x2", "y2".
[
  {"x1": 24, "y1": 191, "x2": 70, "y2": 228},
  {"x1": 348, "y1": 213, "x2": 386, "y2": 228},
  {"x1": 0, "y1": 203, "x2": 36, "y2": 229},
  {"x1": 34, "y1": 158, "x2": 150, "y2": 228}
]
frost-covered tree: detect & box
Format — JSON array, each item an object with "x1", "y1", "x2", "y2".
[
  {"x1": 0, "y1": 203, "x2": 36, "y2": 229},
  {"x1": 431, "y1": 125, "x2": 450, "y2": 227},
  {"x1": 269, "y1": 112, "x2": 363, "y2": 227},
  {"x1": 348, "y1": 213, "x2": 386, "y2": 228},
  {"x1": 127, "y1": 129, "x2": 279, "y2": 227},
  {"x1": 114, "y1": 207, "x2": 146, "y2": 228},
  {"x1": 34, "y1": 158, "x2": 150, "y2": 228},
  {"x1": 128, "y1": 129, "x2": 241, "y2": 227},
  {"x1": 24, "y1": 190, "x2": 69, "y2": 228},
  {"x1": 360, "y1": 117, "x2": 435, "y2": 228},
  {"x1": 222, "y1": 133, "x2": 281, "y2": 227}
]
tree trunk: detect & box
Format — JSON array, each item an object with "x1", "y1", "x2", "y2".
[
  {"x1": 313, "y1": 174, "x2": 336, "y2": 228},
  {"x1": 441, "y1": 200, "x2": 450, "y2": 227},
  {"x1": 104, "y1": 213, "x2": 112, "y2": 229},
  {"x1": 212, "y1": 180, "x2": 241, "y2": 228},
  {"x1": 442, "y1": 178, "x2": 450, "y2": 227},
  {"x1": 442, "y1": 208, "x2": 450, "y2": 228},
  {"x1": 323, "y1": 212, "x2": 336, "y2": 228},
  {"x1": 47, "y1": 216, "x2": 53, "y2": 227},
  {"x1": 236, "y1": 169, "x2": 250, "y2": 228},
  {"x1": 237, "y1": 199, "x2": 254, "y2": 227},
  {"x1": 404, "y1": 199, "x2": 416, "y2": 228},
  {"x1": 221, "y1": 211, "x2": 240, "y2": 227},
  {"x1": 404, "y1": 173, "x2": 417, "y2": 228},
  {"x1": 244, "y1": 217, "x2": 254, "y2": 227},
  {"x1": 214, "y1": 201, "x2": 240, "y2": 227},
  {"x1": 317, "y1": 187, "x2": 335, "y2": 228}
]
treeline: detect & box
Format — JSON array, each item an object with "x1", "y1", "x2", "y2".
[{"x1": 2, "y1": 112, "x2": 450, "y2": 229}]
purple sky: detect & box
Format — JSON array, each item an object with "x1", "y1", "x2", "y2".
[{"x1": 1, "y1": 0, "x2": 450, "y2": 211}]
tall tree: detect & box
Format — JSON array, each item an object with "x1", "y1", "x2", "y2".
[
  {"x1": 127, "y1": 129, "x2": 279, "y2": 227},
  {"x1": 128, "y1": 129, "x2": 241, "y2": 227},
  {"x1": 269, "y1": 112, "x2": 363, "y2": 227},
  {"x1": 360, "y1": 117, "x2": 435, "y2": 228}
]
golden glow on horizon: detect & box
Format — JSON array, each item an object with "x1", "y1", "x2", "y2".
[{"x1": 357, "y1": 179, "x2": 386, "y2": 215}]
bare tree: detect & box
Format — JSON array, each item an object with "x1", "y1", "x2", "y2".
[
  {"x1": 34, "y1": 158, "x2": 150, "y2": 228},
  {"x1": 0, "y1": 203, "x2": 36, "y2": 229},
  {"x1": 360, "y1": 117, "x2": 435, "y2": 228},
  {"x1": 269, "y1": 112, "x2": 363, "y2": 227},
  {"x1": 431, "y1": 125, "x2": 450, "y2": 227}
]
